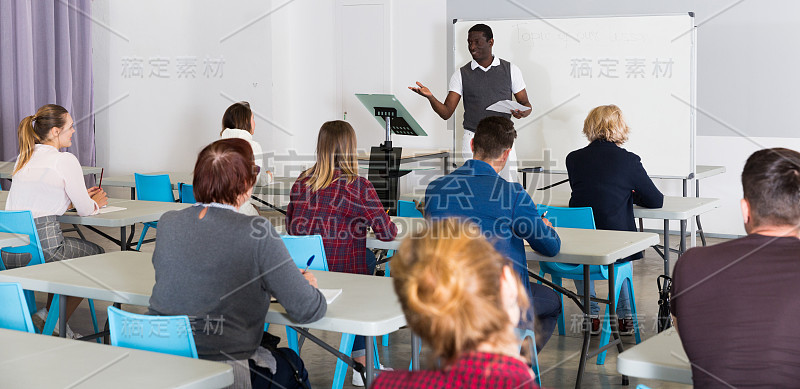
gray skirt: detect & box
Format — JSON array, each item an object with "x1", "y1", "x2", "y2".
[{"x1": 1, "y1": 215, "x2": 104, "y2": 269}]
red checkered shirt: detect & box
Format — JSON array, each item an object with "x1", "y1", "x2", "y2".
[
  {"x1": 286, "y1": 171, "x2": 397, "y2": 274},
  {"x1": 371, "y1": 351, "x2": 539, "y2": 389}
]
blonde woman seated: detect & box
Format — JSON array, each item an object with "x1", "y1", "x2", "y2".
[{"x1": 372, "y1": 219, "x2": 540, "y2": 389}]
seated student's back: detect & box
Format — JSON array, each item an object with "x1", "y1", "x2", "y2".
[{"x1": 671, "y1": 148, "x2": 800, "y2": 387}]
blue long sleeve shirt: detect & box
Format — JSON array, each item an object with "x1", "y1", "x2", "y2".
[{"x1": 425, "y1": 159, "x2": 561, "y2": 292}]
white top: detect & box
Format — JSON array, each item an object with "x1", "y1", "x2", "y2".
[
  {"x1": 220, "y1": 128, "x2": 273, "y2": 186},
  {"x1": 448, "y1": 56, "x2": 526, "y2": 96},
  {"x1": 6, "y1": 144, "x2": 98, "y2": 218}
]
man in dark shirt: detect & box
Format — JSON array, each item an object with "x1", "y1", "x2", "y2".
[{"x1": 671, "y1": 147, "x2": 800, "y2": 387}]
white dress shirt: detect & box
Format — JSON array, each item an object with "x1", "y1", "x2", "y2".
[
  {"x1": 6, "y1": 144, "x2": 98, "y2": 218},
  {"x1": 448, "y1": 56, "x2": 526, "y2": 96},
  {"x1": 220, "y1": 128, "x2": 273, "y2": 186}
]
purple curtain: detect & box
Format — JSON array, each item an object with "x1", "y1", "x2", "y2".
[{"x1": 0, "y1": 0, "x2": 95, "y2": 175}]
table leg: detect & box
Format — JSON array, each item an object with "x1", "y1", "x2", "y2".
[
  {"x1": 682, "y1": 178, "x2": 687, "y2": 197},
  {"x1": 680, "y1": 220, "x2": 687, "y2": 256},
  {"x1": 120, "y1": 226, "x2": 127, "y2": 251},
  {"x1": 443, "y1": 155, "x2": 450, "y2": 174},
  {"x1": 522, "y1": 172, "x2": 528, "y2": 189},
  {"x1": 59, "y1": 294, "x2": 68, "y2": 338},
  {"x1": 575, "y1": 266, "x2": 591, "y2": 389},
  {"x1": 130, "y1": 187, "x2": 135, "y2": 200},
  {"x1": 411, "y1": 333, "x2": 421, "y2": 370},
  {"x1": 663, "y1": 220, "x2": 670, "y2": 276},
  {"x1": 607, "y1": 264, "x2": 628, "y2": 385},
  {"x1": 366, "y1": 336, "x2": 375, "y2": 387}
]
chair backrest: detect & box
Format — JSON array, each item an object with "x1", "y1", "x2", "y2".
[
  {"x1": 134, "y1": 173, "x2": 175, "y2": 202},
  {"x1": 0, "y1": 210, "x2": 46, "y2": 268},
  {"x1": 397, "y1": 200, "x2": 423, "y2": 218},
  {"x1": 0, "y1": 282, "x2": 35, "y2": 333},
  {"x1": 536, "y1": 205, "x2": 596, "y2": 275},
  {"x1": 178, "y1": 183, "x2": 196, "y2": 204},
  {"x1": 536, "y1": 205, "x2": 596, "y2": 229},
  {"x1": 107, "y1": 306, "x2": 198, "y2": 358},
  {"x1": 281, "y1": 235, "x2": 329, "y2": 271}
]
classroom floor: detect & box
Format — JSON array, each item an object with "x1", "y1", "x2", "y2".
[{"x1": 48, "y1": 205, "x2": 717, "y2": 388}]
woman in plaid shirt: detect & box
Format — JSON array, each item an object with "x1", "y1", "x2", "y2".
[
  {"x1": 372, "y1": 219, "x2": 540, "y2": 389},
  {"x1": 286, "y1": 120, "x2": 397, "y2": 381}
]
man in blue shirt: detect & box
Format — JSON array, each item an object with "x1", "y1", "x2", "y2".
[{"x1": 425, "y1": 116, "x2": 562, "y2": 350}]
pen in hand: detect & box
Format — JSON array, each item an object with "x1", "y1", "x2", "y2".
[{"x1": 302, "y1": 255, "x2": 315, "y2": 273}]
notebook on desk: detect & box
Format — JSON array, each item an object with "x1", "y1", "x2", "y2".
[{"x1": 271, "y1": 288, "x2": 342, "y2": 305}]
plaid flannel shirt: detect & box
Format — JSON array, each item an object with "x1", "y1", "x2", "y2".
[
  {"x1": 286, "y1": 171, "x2": 397, "y2": 274},
  {"x1": 371, "y1": 351, "x2": 539, "y2": 389}
]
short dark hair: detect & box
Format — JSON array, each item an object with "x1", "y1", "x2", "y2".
[
  {"x1": 221, "y1": 101, "x2": 252, "y2": 135},
  {"x1": 472, "y1": 116, "x2": 516, "y2": 160},
  {"x1": 741, "y1": 148, "x2": 800, "y2": 227},
  {"x1": 468, "y1": 23, "x2": 493, "y2": 41},
  {"x1": 193, "y1": 138, "x2": 257, "y2": 205}
]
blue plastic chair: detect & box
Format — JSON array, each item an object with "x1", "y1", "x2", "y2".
[
  {"x1": 0, "y1": 282, "x2": 36, "y2": 333},
  {"x1": 280, "y1": 235, "x2": 329, "y2": 271},
  {"x1": 277, "y1": 234, "x2": 381, "y2": 388},
  {"x1": 517, "y1": 328, "x2": 542, "y2": 386},
  {"x1": 178, "y1": 182, "x2": 196, "y2": 204},
  {"x1": 0, "y1": 210, "x2": 99, "y2": 339},
  {"x1": 134, "y1": 173, "x2": 175, "y2": 251},
  {"x1": 535, "y1": 205, "x2": 641, "y2": 365},
  {"x1": 397, "y1": 199, "x2": 423, "y2": 218},
  {"x1": 107, "y1": 306, "x2": 198, "y2": 358}
]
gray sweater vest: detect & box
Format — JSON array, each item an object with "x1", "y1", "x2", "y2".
[{"x1": 460, "y1": 58, "x2": 513, "y2": 132}]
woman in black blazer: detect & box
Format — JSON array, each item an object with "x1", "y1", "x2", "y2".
[{"x1": 565, "y1": 105, "x2": 663, "y2": 333}]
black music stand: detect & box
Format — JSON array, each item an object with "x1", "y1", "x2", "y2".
[{"x1": 356, "y1": 94, "x2": 427, "y2": 215}]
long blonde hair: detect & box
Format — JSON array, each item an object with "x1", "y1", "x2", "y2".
[
  {"x1": 391, "y1": 219, "x2": 529, "y2": 365},
  {"x1": 582, "y1": 104, "x2": 630, "y2": 144},
  {"x1": 15, "y1": 104, "x2": 69, "y2": 175},
  {"x1": 299, "y1": 120, "x2": 359, "y2": 191}
]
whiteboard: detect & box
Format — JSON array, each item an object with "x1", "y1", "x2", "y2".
[{"x1": 453, "y1": 15, "x2": 696, "y2": 178}]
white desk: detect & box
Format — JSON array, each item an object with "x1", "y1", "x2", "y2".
[
  {"x1": 0, "y1": 251, "x2": 407, "y2": 389},
  {"x1": 0, "y1": 161, "x2": 102, "y2": 179},
  {"x1": 0, "y1": 193, "x2": 190, "y2": 250},
  {"x1": 530, "y1": 191, "x2": 721, "y2": 275},
  {"x1": 0, "y1": 232, "x2": 30, "y2": 248},
  {"x1": 617, "y1": 328, "x2": 692, "y2": 384},
  {"x1": 0, "y1": 328, "x2": 233, "y2": 388}
]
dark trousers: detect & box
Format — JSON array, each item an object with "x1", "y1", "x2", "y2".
[
  {"x1": 250, "y1": 348, "x2": 310, "y2": 389},
  {"x1": 523, "y1": 283, "x2": 562, "y2": 352}
]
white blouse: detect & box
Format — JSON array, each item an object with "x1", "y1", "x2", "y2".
[
  {"x1": 6, "y1": 144, "x2": 99, "y2": 218},
  {"x1": 220, "y1": 128, "x2": 274, "y2": 186}
]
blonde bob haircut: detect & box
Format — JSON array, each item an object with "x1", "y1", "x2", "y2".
[
  {"x1": 391, "y1": 219, "x2": 529, "y2": 365},
  {"x1": 299, "y1": 120, "x2": 359, "y2": 192},
  {"x1": 582, "y1": 104, "x2": 629, "y2": 144}
]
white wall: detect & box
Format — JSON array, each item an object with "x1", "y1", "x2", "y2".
[
  {"x1": 93, "y1": 0, "x2": 274, "y2": 175},
  {"x1": 94, "y1": 0, "x2": 449, "y2": 188}
]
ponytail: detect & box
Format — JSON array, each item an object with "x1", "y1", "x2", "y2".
[{"x1": 14, "y1": 104, "x2": 69, "y2": 175}]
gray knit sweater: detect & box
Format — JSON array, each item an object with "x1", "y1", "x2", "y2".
[{"x1": 148, "y1": 206, "x2": 327, "y2": 361}]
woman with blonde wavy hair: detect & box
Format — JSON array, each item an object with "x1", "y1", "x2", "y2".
[
  {"x1": 565, "y1": 104, "x2": 663, "y2": 334},
  {"x1": 3, "y1": 104, "x2": 108, "y2": 339},
  {"x1": 372, "y1": 219, "x2": 539, "y2": 388},
  {"x1": 286, "y1": 120, "x2": 397, "y2": 385}
]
